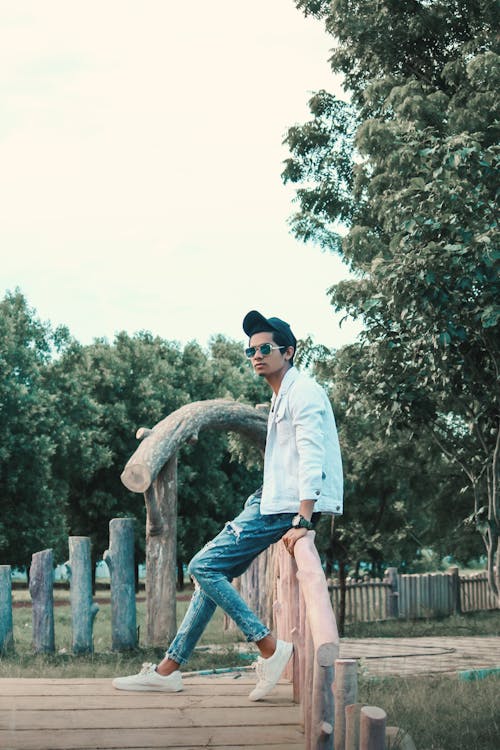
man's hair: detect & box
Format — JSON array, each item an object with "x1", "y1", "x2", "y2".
[{"x1": 271, "y1": 330, "x2": 295, "y2": 367}]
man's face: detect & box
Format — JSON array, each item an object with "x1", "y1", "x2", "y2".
[{"x1": 248, "y1": 331, "x2": 290, "y2": 378}]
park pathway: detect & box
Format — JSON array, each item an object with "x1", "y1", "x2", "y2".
[{"x1": 340, "y1": 635, "x2": 500, "y2": 677}]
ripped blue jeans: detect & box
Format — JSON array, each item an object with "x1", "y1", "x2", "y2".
[{"x1": 166, "y1": 490, "x2": 296, "y2": 665}]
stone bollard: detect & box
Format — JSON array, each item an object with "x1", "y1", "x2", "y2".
[
  {"x1": 67, "y1": 537, "x2": 99, "y2": 654},
  {"x1": 103, "y1": 518, "x2": 137, "y2": 650},
  {"x1": 0, "y1": 565, "x2": 14, "y2": 653},
  {"x1": 29, "y1": 549, "x2": 55, "y2": 654}
]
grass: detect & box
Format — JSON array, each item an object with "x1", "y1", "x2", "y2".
[
  {"x1": 1, "y1": 588, "x2": 250, "y2": 679},
  {"x1": 344, "y1": 609, "x2": 500, "y2": 638},
  {"x1": 3, "y1": 590, "x2": 500, "y2": 749},
  {"x1": 358, "y1": 672, "x2": 500, "y2": 750}
]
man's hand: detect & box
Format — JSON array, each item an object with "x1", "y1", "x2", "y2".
[{"x1": 282, "y1": 527, "x2": 308, "y2": 557}]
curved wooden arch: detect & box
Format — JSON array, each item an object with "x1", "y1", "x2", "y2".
[
  {"x1": 120, "y1": 398, "x2": 268, "y2": 646},
  {"x1": 121, "y1": 398, "x2": 267, "y2": 494}
]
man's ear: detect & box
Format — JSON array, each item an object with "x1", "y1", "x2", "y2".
[{"x1": 284, "y1": 346, "x2": 294, "y2": 361}]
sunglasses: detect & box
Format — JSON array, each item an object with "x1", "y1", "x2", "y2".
[{"x1": 245, "y1": 343, "x2": 286, "y2": 358}]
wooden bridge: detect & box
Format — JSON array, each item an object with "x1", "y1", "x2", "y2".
[
  {"x1": 1, "y1": 399, "x2": 410, "y2": 749},
  {"x1": 0, "y1": 674, "x2": 303, "y2": 750}
]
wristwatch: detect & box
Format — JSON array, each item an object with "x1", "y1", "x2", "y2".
[{"x1": 291, "y1": 514, "x2": 314, "y2": 530}]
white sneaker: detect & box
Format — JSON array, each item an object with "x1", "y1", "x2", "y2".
[
  {"x1": 249, "y1": 640, "x2": 293, "y2": 701},
  {"x1": 112, "y1": 662, "x2": 183, "y2": 692}
]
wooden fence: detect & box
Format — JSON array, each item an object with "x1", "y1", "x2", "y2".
[
  {"x1": 0, "y1": 519, "x2": 137, "y2": 656},
  {"x1": 459, "y1": 571, "x2": 499, "y2": 613},
  {"x1": 328, "y1": 567, "x2": 498, "y2": 624}
]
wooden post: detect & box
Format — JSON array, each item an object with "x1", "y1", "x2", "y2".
[
  {"x1": 303, "y1": 618, "x2": 315, "y2": 748},
  {"x1": 345, "y1": 703, "x2": 364, "y2": 750},
  {"x1": 334, "y1": 659, "x2": 358, "y2": 750},
  {"x1": 360, "y1": 706, "x2": 386, "y2": 750},
  {"x1": 0, "y1": 565, "x2": 14, "y2": 653},
  {"x1": 68, "y1": 537, "x2": 99, "y2": 654},
  {"x1": 449, "y1": 566, "x2": 462, "y2": 615},
  {"x1": 385, "y1": 567, "x2": 399, "y2": 619},
  {"x1": 29, "y1": 549, "x2": 55, "y2": 654},
  {"x1": 316, "y1": 662, "x2": 335, "y2": 749},
  {"x1": 293, "y1": 533, "x2": 339, "y2": 750},
  {"x1": 103, "y1": 518, "x2": 137, "y2": 650},
  {"x1": 386, "y1": 726, "x2": 417, "y2": 749},
  {"x1": 145, "y1": 454, "x2": 177, "y2": 646}
]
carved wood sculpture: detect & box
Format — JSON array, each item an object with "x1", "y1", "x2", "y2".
[{"x1": 120, "y1": 398, "x2": 267, "y2": 646}]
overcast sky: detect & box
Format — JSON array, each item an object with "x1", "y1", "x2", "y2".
[{"x1": 1, "y1": 0, "x2": 362, "y2": 351}]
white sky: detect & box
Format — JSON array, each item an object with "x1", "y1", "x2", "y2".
[{"x1": 1, "y1": 0, "x2": 362, "y2": 351}]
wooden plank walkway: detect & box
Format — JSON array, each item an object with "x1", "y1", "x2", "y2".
[{"x1": 0, "y1": 675, "x2": 304, "y2": 750}]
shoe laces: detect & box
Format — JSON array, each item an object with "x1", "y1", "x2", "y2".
[
  {"x1": 254, "y1": 658, "x2": 265, "y2": 679},
  {"x1": 139, "y1": 662, "x2": 156, "y2": 675}
]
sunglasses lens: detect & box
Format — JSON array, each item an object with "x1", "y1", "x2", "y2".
[
  {"x1": 245, "y1": 347, "x2": 256, "y2": 358},
  {"x1": 260, "y1": 343, "x2": 272, "y2": 355}
]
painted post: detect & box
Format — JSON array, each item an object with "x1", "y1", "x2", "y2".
[
  {"x1": 103, "y1": 518, "x2": 137, "y2": 650},
  {"x1": 0, "y1": 565, "x2": 14, "y2": 653},
  {"x1": 67, "y1": 537, "x2": 99, "y2": 654},
  {"x1": 29, "y1": 549, "x2": 55, "y2": 654}
]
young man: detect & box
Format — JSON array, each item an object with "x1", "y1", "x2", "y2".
[{"x1": 113, "y1": 310, "x2": 343, "y2": 699}]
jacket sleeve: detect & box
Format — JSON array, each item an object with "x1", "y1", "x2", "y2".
[{"x1": 288, "y1": 380, "x2": 326, "y2": 501}]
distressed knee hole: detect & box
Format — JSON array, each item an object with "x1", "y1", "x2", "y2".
[{"x1": 225, "y1": 520, "x2": 243, "y2": 541}]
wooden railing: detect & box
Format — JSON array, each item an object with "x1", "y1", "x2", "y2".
[
  {"x1": 275, "y1": 533, "x2": 339, "y2": 747},
  {"x1": 235, "y1": 538, "x2": 416, "y2": 749}
]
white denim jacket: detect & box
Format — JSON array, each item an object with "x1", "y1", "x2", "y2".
[{"x1": 260, "y1": 367, "x2": 343, "y2": 515}]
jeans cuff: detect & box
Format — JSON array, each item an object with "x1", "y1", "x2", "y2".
[
  {"x1": 246, "y1": 626, "x2": 270, "y2": 643},
  {"x1": 165, "y1": 648, "x2": 189, "y2": 666}
]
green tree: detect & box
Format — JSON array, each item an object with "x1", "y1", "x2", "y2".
[
  {"x1": 0, "y1": 291, "x2": 68, "y2": 570},
  {"x1": 285, "y1": 1, "x2": 499, "y2": 597},
  {"x1": 298, "y1": 341, "x2": 479, "y2": 631}
]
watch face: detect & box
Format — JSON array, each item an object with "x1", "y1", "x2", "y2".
[{"x1": 292, "y1": 514, "x2": 300, "y2": 527}]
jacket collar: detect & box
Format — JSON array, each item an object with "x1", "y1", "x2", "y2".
[{"x1": 270, "y1": 367, "x2": 298, "y2": 411}]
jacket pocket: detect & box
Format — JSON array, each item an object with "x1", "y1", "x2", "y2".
[{"x1": 273, "y1": 404, "x2": 292, "y2": 443}]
